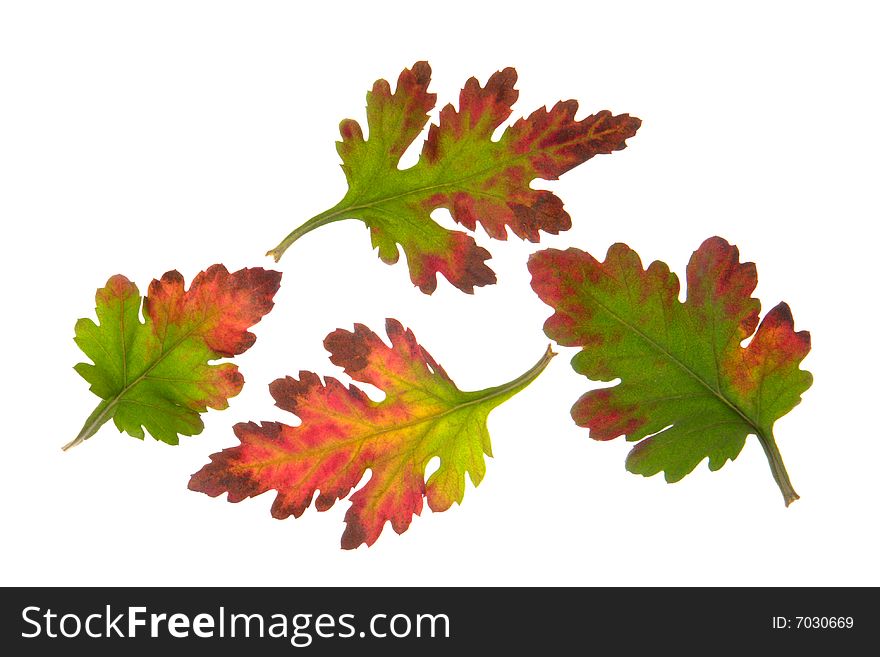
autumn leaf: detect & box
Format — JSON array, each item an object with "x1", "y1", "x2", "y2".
[
  {"x1": 189, "y1": 319, "x2": 554, "y2": 548},
  {"x1": 528, "y1": 237, "x2": 812, "y2": 505},
  {"x1": 66, "y1": 265, "x2": 282, "y2": 450},
  {"x1": 267, "y1": 61, "x2": 640, "y2": 294}
]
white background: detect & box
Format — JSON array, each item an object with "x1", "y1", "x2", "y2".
[{"x1": 1, "y1": 1, "x2": 877, "y2": 586}]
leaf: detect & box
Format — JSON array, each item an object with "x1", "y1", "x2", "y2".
[
  {"x1": 528, "y1": 237, "x2": 812, "y2": 505},
  {"x1": 189, "y1": 319, "x2": 554, "y2": 549},
  {"x1": 66, "y1": 265, "x2": 282, "y2": 450},
  {"x1": 267, "y1": 61, "x2": 640, "y2": 294}
]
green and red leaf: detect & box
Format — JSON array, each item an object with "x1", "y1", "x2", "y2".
[
  {"x1": 268, "y1": 62, "x2": 641, "y2": 294},
  {"x1": 68, "y1": 265, "x2": 281, "y2": 450},
  {"x1": 528, "y1": 237, "x2": 812, "y2": 505},
  {"x1": 189, "y1": 319, "x2": 554, "y2": 548}
]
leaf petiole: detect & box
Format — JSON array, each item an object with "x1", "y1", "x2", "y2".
[
  {"x1": 63, "y1": 399, "x2": 117, "y2": 451},
  {"x1": 266, "y1": 206, "x2": 347, "y2": 262},
  {"x1": 756, "y1": 432, "x2": 799, "y2": 507},
  {"x1": 473, "y1": 344, "x2": 557, "y2": 404}
]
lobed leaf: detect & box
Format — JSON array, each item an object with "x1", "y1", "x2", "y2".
[
  {"x1": 528, "y1": 237, "x2": 812, "y2": 505},
  {"x1": 268, "y1": 62, "x2": 641, "y2": 294},
  {"x1": 67, "y1": 265, "x2": 282, "y2": 449},
  {"x1": 189, "y1": 319, "x2": 554, "y2": 548}
]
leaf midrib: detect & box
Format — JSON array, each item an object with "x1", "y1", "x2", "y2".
[
  {"x1": 237, "y1": 348, "x2": 551, "y2": 471},
  {"x1": 330, "y1": 150, "x2": 534, "y2": 223},
  {"x1": 102, "y1": 311, "x2": 217, "y2": 418},
  {"x1": 577, "y1": 284, "x2": 764, "y2": 439},
  {"x1": 243, "y1": 380, "x2": 500, "y2": 469},
  {"x1": 323, "y1": 118, "x2": 621, "y2": 222}
]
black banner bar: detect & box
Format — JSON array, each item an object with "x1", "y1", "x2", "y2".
[{"x1": 1, "y1": 587, "x2": 872, "y2": 654}]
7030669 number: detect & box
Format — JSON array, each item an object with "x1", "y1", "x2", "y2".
[
  {"x1": 772, "y1": 616, "x2": 854, "y2": 629},
  {"x1": 796, "y1": 617, "x2": 853, "y2": 629}
]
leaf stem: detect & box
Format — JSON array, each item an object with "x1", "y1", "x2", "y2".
[
  {"x1": 475, "y1": 344, "x2": 557, "y2": 402},
  {"x1": 756, "y1": 431, "x2": 799, "y2": 506},
  {"x1": 62, "y1": 399, "x2": 117, "y2": 451},
  {"x1": 266, "y1": 206, "x2": 347, "y2": 262}
]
